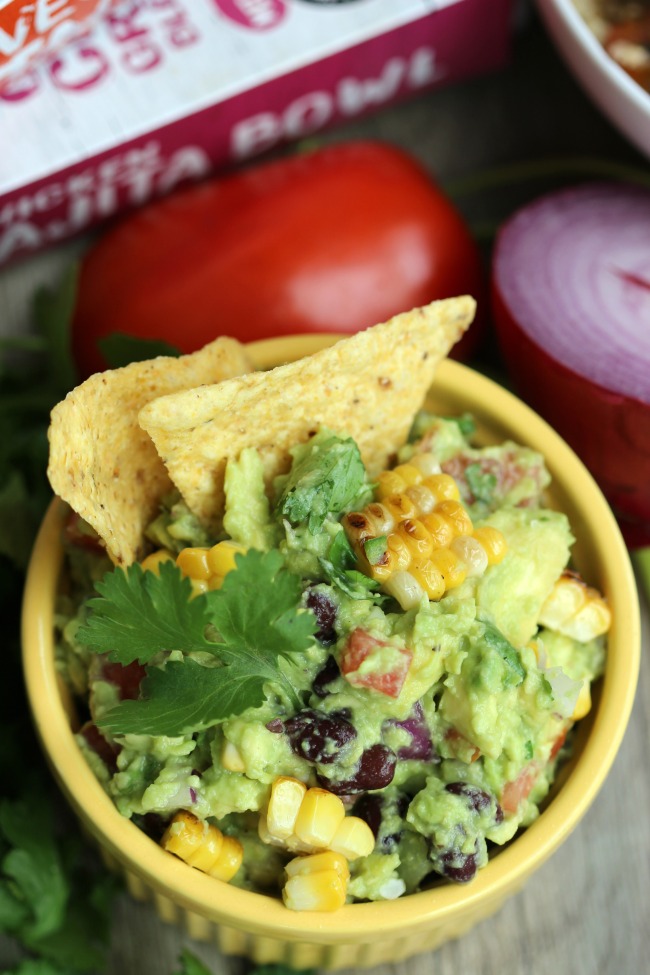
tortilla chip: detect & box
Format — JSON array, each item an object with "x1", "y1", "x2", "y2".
[
  {"x1": 139, "y1": 298, "x2": 475, "y2": 533},
  {"x1": 47, "y1": 337, "x2": 253, "y2": 566}
]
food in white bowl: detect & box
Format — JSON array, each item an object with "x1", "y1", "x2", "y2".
[{"x1": 536, "y1": 0, "x2": 650, "y2": 157}]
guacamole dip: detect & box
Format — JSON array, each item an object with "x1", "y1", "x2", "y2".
[{"x1": 56, "y1": 411, "x2": 608, "y2": 909}]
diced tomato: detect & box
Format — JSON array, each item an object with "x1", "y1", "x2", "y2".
[
  {"x1": 340, "y1": 628, "x2": 412, "y2": 699},
  {"x1": 79, "y1": 721, "x2": 121, "y2": 773},
  {"x1": 501, "y1": 763, "x2": 539, "y2": 815},
  {"x1": 101, "y1": 660, "x2": 147, "y2": 701}
]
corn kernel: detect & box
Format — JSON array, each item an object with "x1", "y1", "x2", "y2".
[
  {"x1": 409, "y1": 560, "x2": 446, "y2": 601},
  {"x1": 329, "y1": 816, "x2": 375, "y2": 860},
  {"x1": 450, "y1": 534, "x2": 488, "y2": 577},
  {"x1": 208, "y1": 834, "x2": 243, "y2": 882},
  {"x1": 421, "y1": 511, "x2": 455, "y2": 548},
  {"x1": 376, "y1": 470, "x2": 407, "y2": 499},
  {"x1": 386, "y1": 533, "x2": 412, "y2": 572},
  {"x1": 365, "y1": 502, "x2": 395, "y2": 534},
  {"x1": 221, "y1": 741, "x2": 246, "y2": 773},
  {"x1": 190, "y1": 579, "x2": 209, "y2": 597},
  {"x1": 140, "y1": 549, "x2": 175, "y2": 575},
  {"x1": 162, "y1": 811, "x2": 223, "y2": 873},
  {"x1": 539, "y1": 572, "x2": 611, "y2": 641},
  {"x1": 429, "y1": 548, "x2": 467, "y2": 589},
  {"x1": 294, "y1": 788, "x2": 346, "y2": 849},
  {"x1": 423, "y1": 473, "x2": 460, "y2": 502},
  {"x1": 392, "y1": 463, "x2": 423, "y2": 487},
  {"x1": 285, "y1": 851, "x2": 350, "y2": 882},
  {"x1": 283, "y1": 868, "x2": 347, "y2": 912},
  {"x1": 383, "y1": 492, "x2": 417, "y2": 522},
  {"x1": 397, "y1": 519, "x2": 434, "y2": 560},
  {"x1": 176, "y1": 547, "x2": 211, "y2": 581},
  {"x1": 435, "y1": 499, "x2": 473, "y2": 536},
  {"x1": 405, "y1": 483, "x2": 436, "y2": 514},
  {"x1": 472, "y1": 525, "x2": 508, "y2": 565},
  {"x1": 267, "y1": 777, "x2": 308, "y2": 840},
  {"x1": 384, "y1": 570, "x2": 426, "y2": 610},
  {"x1": 207, "y1": 540, "x2": 247, "y2": 576},
  {"x1": 572, "y1": 680, "x2": 592, "y2": 720}
]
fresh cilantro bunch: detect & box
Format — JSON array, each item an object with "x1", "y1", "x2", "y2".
[
  {"x1": 277, "y1": 430, "x2": 371, "y2": 534},
  {"x1": 78, "y1": 550, "x2": 317, "y2": 737},
  {"x1": 0, "y1": 789, "x2": 117, "y2": 974}
]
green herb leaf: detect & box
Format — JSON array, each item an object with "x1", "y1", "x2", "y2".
[
  {"x1": 173, "y1": 949, "x2": 214, "y2": 975},
  {"x1": 363, "y1": 535, "x2": 387, "y2": 566},
  {"x1": 465, "y1": 463, "x2": 497, "y2": 504},
  {"x1": 77, "y1": 560, "x2": 215, "y2": 665},
  {"x1": 278, "y1": 430, "x2": 369, "y2": 534},
  {"x1": 32, "y1": 263, "x2": 79, "y2": 396},
  {"x1": 99, "y1": 332, "x2": 181, "y2": 369},
  {"x1": 0, "y1": 798, "x2": 69, "y2": 942},
  {"x1": 95, "y1": 550, "x2": 316, "y2": 735},
  {"x1": 318, "y1": 530, "x2": 381, "y2": 601},
  {"x1": 480, "y1": 620, "x2": 525, "y2": 686}
]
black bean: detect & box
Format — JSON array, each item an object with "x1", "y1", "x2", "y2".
[{"x1": 284, "y1": 708, "x2": 356, "y2": 764}]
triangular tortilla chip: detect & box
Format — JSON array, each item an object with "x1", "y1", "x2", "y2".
[
  {"x1": 48, "y1": 337, "x2": 253, "y2": 566},
  {"x1": 139, "y1": 298, "x2": 475, "y2": 533}
]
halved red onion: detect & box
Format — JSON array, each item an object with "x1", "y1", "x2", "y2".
[{"x1": 491, "y1": 182, "x2": 650, "y2": 546}]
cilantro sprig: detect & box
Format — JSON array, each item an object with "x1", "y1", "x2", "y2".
[
  {"x1": 277, "y1": 430, "x2": 370, "y2": 534},
  {"x1": 79, "y1": 550, "x2": 317, "y2": 737}
]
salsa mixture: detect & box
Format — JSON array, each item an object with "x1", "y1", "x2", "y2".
[
  {"x1": 574, "y1": 0, "x2": 650, "y2": 91},
  {"x1": 55, "y1": 410, "x2": 608, "y2": 910}
]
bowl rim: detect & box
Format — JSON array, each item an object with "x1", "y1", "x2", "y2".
[
  {"x1": 22, "y1": 336, "x2": 641, "y2": 941},
  {"x1": 536, "y1": 0, "x2": 650, "y2": 114}
]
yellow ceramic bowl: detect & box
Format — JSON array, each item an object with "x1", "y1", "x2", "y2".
[{"x1": 22, "y1": 336, "x2": 640, "y2": 970}]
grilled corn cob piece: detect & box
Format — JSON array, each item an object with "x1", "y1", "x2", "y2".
[
  {"x1": 344, "y1": 462, "x2": 507, "y2": 609},
  {"x1": 259, "y1": 778, "x2": 375, "y2": 860},
  {"x1": 283, "y1": 851, "x2": 349, "y2": 912},
  {"x1": 161, "y1": 811, "x2": 243, "y2": 882},
  {"x1": 176, "y1": 540, "x2": 247, "y2": 595},
  {"x1": 538, "y1": 570, "x2": 611, "y2": 642}
]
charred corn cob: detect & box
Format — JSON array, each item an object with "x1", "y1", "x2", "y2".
[
  {"x1": 538, "y1": 570, "x2": 611, "y2": 642},
  {"x1": 344, "y1": 458, "x2": 507, "y2": 609},
  {"x1": 259, "y1": 777, "x2": 375, "y2": 860},
  {"x1": 176, "y1": 540, "x2": 247, "y2": 595},
  {"x1": 161, "y1": 811, "x2": 243, "y2": 882},
  {"x1": 283, "y1": 851, "x2": 349, "y2": 912}
]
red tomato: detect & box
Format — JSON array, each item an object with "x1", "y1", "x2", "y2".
[
  {"x1": 341, "y1": 627, "x2": 412, "y2": 699},
  {"x1": 72, "y1": 141, "x2": 485, "y2": 377},
  {"x1": 500, "y1": 763, "x2": 539, "y2": 815}
]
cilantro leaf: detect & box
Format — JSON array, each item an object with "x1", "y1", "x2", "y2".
[
  {"x1": 173, "y1": 948, "x2": 214, "y2": 975},
  {"x1": 0, "y1": 798, "x2": 69, "y2": 942},
  {"x1": 278, "y1": 430, "x2": 369, "y2": 534},
  {"x1": 319, "y1": 530, "x2": 382, "y2": 602},
  {"x1": 76, "y1": 560, "x2": 215, "y2": 665},
  {"x1": 99, "y1": 332, "x2": 180, "y2": 369},
  {"x1": 96, "y1": 550, "x2": 316, "y2": 736},
  {"x1": 480, "y1": 620, "x2": 525, "y2": 685}
]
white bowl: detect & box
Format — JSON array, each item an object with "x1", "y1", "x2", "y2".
[{"x1": 536, "y1": 0, "x2": 650, "y2": 158}]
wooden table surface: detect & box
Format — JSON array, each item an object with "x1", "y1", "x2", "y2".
[{"x1": 1, "y1": 5, "x2": 649, "y2": 975}]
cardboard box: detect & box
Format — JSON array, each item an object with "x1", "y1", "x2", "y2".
[{"x1": 0, "y1": 0, "x2": 515, "y2": 267}]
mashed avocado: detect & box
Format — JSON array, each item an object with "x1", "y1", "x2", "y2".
[{"x1": 56, "y1": 411, "x2": 607, "y2": 904}]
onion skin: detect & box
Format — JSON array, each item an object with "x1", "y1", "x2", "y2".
[{"x1": 492, "y1": 278, "x2": 650, "y2": 548}]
